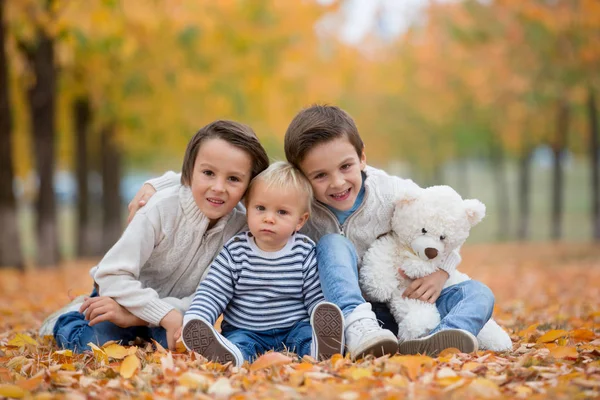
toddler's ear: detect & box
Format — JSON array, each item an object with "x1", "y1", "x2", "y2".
[{"x1": 464, "y1": 199, "x2": 486, "y2": 227}]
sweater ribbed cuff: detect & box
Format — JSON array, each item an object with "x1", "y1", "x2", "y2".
[
  {"x1": 146, "y1": 171, "x2": 180, "y2": 192},
  {"x1": 439, "y1": 251, "x2": 461, "y2": 275},
  {"x1": 138, "y1": 299, "x2": 175, "y2": 327}
]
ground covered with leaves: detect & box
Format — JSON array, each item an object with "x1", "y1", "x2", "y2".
[{"x1": 1, "y1": 243, "x2": 599, "y2": 399}]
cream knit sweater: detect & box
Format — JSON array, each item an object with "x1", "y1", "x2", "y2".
[
  {"x1": 90, "y1": 184, "x2": 246, "y2": 327},
  {"x1": 147, "y1": 166, "x2": 460, "y2": 274}
]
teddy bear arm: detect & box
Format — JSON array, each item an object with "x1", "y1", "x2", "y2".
[{"x1": 360, "y1": 238, "x2": 403, "y2": 303}]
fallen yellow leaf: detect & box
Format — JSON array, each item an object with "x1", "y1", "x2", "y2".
[
  {"x1": 0, "y1": 384, "x2": 28, "y2": 398},
  {"x1": 178, "y1": 372, "x2": 211, "y2": 390},
  {"x1": 249, "y1": 352, "x2": 293, "y2": 371},
  {"x1": 7, "y1": 334, "x2": 38, "y2": 347},
  {"x1": 549, "y1": 346, "x2": 578, "y2": 359},
  {"x1": 343, "y1": 367, "x2": 373, "y2": 380},
  {"x1": 104, "y1": 344, "x2": 136, "y2": 360},
  {"x1": 120, "y1": 354, "x2": 141, "y2": 379},
  {"x1": 536, "y1": 329, "x2": 568, "y2": 343},
  {"x1": 88, "y1": 343, "x2": 108, "y2": 364}
]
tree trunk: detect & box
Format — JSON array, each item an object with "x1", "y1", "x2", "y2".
[
  {"x1": 588, "y1": 89, "x2": 600, "y2": 240},
  {"x1": 517, "y1": 147, "x2": 532, "y2": 240},
  {"x1": 101, "y1": 124, "x2": 122, "y2": 252},
  {"x1": 0, "y1": 0, "x2": 24, "y2": 269},
  {"x1": 491, "y1": 140, "x2": 510, "y2": 241},
  {"x1": 551, "y1": 98, "x2": 569, "y2": 240},
  {"x1": 24, "y1": 26, "x2": 59, "y2": 266},
  {"x1": 74, "y1": 97, "x2": 94, "y2": 257}
]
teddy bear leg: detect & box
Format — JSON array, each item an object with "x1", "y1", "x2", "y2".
[
  {"x1": 476, "y1": 319, "x2": 513, "y2": 351},
  {"x1": 392, "y1": 299, "x2": 440, "y2": 343}
]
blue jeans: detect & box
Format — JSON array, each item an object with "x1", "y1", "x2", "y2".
[
  {"x1": 53, "y1": 289, "x2": 168, "y2": 353},
  {"x1": 315, "y1": 234, "x2": 365, "y2": 317},
  {"x1": 372, "y1": 280, "x2": 495, "y2": 337},
  {"x1": 221, "y1": 320, "x2": 312, "y2": 362},
  {"x1": 316, "y1": 234, "x2": 494, "y2": 337}
]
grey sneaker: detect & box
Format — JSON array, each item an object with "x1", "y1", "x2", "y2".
[
  {"x1": 182, "y1": 319, "x2": 244, "y2": 367},
  {"x1": 39, "y1": 295, "x2": 87, "y2": 337},
  {"x1": 398, "y1": 329, "x2": 478, "y2": 357},
  {"x1": 310, "y1": 302, "x2": 344, "y2": 361}
]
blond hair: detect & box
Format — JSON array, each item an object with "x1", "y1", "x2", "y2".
[{"x1": 246, "y1": 161, "x2": 313, "y2": 214}]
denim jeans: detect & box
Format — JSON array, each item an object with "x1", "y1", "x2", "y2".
[
  {"x1": 315, "y1": 234, "x2": 366, "y2": 317},
  {"x1": 53, "y1": 289, "x2": 168, "y2": 353},
  {"x1": 372, "y1": 280, "x2": 495, "y2": 337},
  {"x1": 220, "y1": 320, "x2": 312, "y2": 362}
]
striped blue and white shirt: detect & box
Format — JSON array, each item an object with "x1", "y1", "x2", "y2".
[{"x1": 183, "y1": 231, "x2": 324, "y2": 331}]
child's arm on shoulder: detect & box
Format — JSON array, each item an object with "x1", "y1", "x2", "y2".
[
  {"x1": 127, "y1": 171, "x2": 181, "y2": 222},
  {"x1": 301, "y1": 248, "x2": 325, "y2": 315},
  {"x1": 183, "y1": 247, "x2": 237, "y2": 327}
]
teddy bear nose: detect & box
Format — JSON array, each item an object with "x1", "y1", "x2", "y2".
[{"x1": 424, "y1": 248, "x2": 438, "y2": 259}]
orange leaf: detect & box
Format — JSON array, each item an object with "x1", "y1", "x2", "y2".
[
  {"x1": 388, "y1": 355, "x2": 435, "y2": 381},
  {"x1": 570, "y1": 329, "x2": 595, "y2": 341},
  {"x1": 249, "y1": 352, "x2": 293, "y2": 371},
  {"x1": 537, "y1": 329, "x2": 568, "y2": 343},
  {"x1": 120, "y1": 354, "x2": 140, "y2": 379},
  {"x1": 550, "y1": 346, "x2": 579, "y2": 359},
  {"x1": 517, "y1": 323, "x2": 539, "y2": 337},
  {"x1": 15, "y1": 375, "x2": 44, "y2": 391}
]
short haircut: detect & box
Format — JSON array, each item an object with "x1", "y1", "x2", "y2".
[
  {"x1": 284, "y1": 104, "x2": 364, "y2": 168},
  {"x1": 246, "y1": 161, "x2": 313, "y2": 214},
  {"x1": 181, "y1": 120, "x2": 269, "y2": 186}
]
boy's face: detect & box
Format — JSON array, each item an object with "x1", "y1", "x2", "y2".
[
  {"x1": 246, "y1": 179, "x2": 309, "y2": 252},
  {"x1": 299, "y1": 137, "x2": 366, "y2": 212},
  {"x1": 190, "y1": 138, "x2": 252, "y2": 227}
]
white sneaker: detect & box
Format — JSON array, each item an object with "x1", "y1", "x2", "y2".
[
  {"x1": 398, "y1": 329, "x2": 478, "y2": 357},
  {"x1": 310, "y1": 302, "x2": 344, "y2": 361},
  {"x1": 344, "y1": 303, "x2": 398, "y2": 360},
  {"x1": 182, "y1": 319, "x2": 244, "y2": 367},
  {"x1": 39, "y1": 295, "x2": 87, "y2": 337}
]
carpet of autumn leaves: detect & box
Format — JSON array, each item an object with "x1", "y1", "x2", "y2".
[{"x1": 1, "y1": 243, "x2": 599, "y2": 399}]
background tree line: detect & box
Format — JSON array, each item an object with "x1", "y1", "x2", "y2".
[{"x1": 0, "y1": 0, "x2": 598, "y2": 269}]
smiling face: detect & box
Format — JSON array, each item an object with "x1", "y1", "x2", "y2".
[
  {"x1": 246, "y1": 179, "x2": 309, "y2": 252},
  {"x1": 299, "y1": 137, "x2": 366, "y2": 211},
  {"x1": 190, "y1": 138, "x2": 253, "y2": 227}
]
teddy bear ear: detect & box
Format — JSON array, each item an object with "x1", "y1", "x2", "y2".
[
  {"x1": 395, "y1": 188, "x2": 419, "y2": 208},
  {"x1": 464, "y1": 199, "x2": 486, "y2": 227}
]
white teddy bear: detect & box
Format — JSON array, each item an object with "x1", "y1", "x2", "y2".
[{"x1": 360, "y1": 185, "x2": 512, "y2": 352}]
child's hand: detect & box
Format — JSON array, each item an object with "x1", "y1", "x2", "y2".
[
  {"x1": 174, "y1": 326, "x2": 183, "y2": 341},
  {"x1": 402, "y1": 270, "x2": 448, "y2": 304},
  {"x1": 80, "y1": 296, "x2": 148, "y2": 327},
  {"x1": 127, "y1": 183, "x2": 156, "y2": 223},
  {"x1": 160, "y1": 310, "x2": 183, "y2": 350}
]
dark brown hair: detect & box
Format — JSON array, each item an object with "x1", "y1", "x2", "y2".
[
  {"x1": 181, "y1": 120, "x2": 269, "y2": 186},
  {"x1": 284, "y1": 105, "x2": 364, "y2": 167}
]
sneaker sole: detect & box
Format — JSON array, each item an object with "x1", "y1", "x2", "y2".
[
  {"x1": 398, "y1": 329, "x2": 477, "y2": 357},
  {"x1": 312, "y1": 303, "x2": 344, "y2": 360},
  {"x1": 182, "y1": 320, "x2": 236, "y2": 364},
  {"x1": 353, "y1": 338, "x2": 399, "y2": 360}
]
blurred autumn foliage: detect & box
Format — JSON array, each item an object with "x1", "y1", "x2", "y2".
[
  {"x1": 0, "y1": 0, "x2": 599, "y2": 266},
  {"x1": 1, "y1": 243, "x2": 599, "y2": 398}
]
